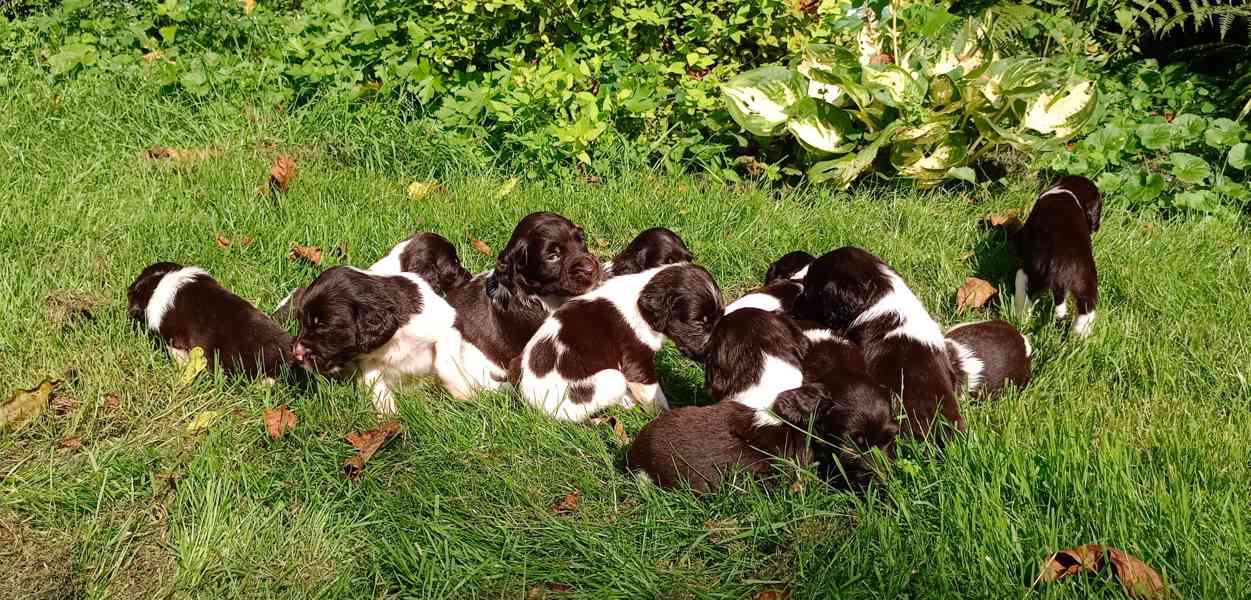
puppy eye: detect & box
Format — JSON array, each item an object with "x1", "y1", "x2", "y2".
[{"x1": 545, "y1": 250, "x2": 562, "y2": 262}]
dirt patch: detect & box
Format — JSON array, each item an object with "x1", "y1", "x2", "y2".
[
  {"x1": 0, "y1": 513, "x2": 83, "y2": 600},
  {"x1": 103, "y1": 538, "x2": 176, "y2": 600}
]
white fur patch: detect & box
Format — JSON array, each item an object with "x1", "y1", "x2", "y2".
[
  {"x1": 273, "y1": 289, "x2": 296, "y2": 314},
  {"x1": 803, "y1": 328, "x2": 839, "y2": 343},
  {"x1": 1073, "y1": 310, "x2": 1096, "y2": 338},
  {"x1": 1054, "y1": 293, "x2": 1070, "y2": 319},
  {"x1": 146, "y1": 267, "x2": 208, "y2": 331},
  {"x1": 948, "y1": 340, "x2": 984, "y2": 393},
  {"x1": 852, "y1": 267, "x2": 944, "y2": 348},
  {"x1": 1021, "y1": 332, "x2": 1033, "y2": 357},
  {"x1": 725, "y1": 292, "x2": 782, "y2": 315},
  {"x1": 727, "y1": 353, "x2": 804, "y2": 427},
  {"x1": 367, "y1": 238, "x2": 411, "y2": 274},
  {"x1": 1039, "y1": 186, "x2": 1082, "y2": 211},
  {"x1": 790, "y1": 265, "x2": 809, "y2": 281}
]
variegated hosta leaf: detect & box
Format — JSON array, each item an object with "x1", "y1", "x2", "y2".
[
  {"x1": 798, "y1": 44, "x2": 859, "y2": 84},
  {"x1": 1022, "y1": 79, "x2": 1098, "y2": 139},
  {"x1": 809, "y1": 122, "x2": 901, "y2": 189},
  {"x1": 722, "y1": 66, "x2": 804, "y2": 137},
  {"x1": 808, "y1": 80, "x2": 846, "y2": 106},
  {"x1": 863, "y1": 65, "x2": 926, "y2": 108},
  {"x1": 930, "y1": 19, "x2": 990, "y2": 80},
  {"x1": 787, "y1": 98, "x2": 857, "y2": 154},
  {"x1": 891, "y1": 130, "x2": 971, "y2": 184},
  {"x1": 857, "y1": 7, "x2": 884, "y2": 66},
  {"x1": 968, "y1": 57, "x2": 1048, "y2": 108}
]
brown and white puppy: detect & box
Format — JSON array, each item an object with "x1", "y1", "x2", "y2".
[
  {"x1": 703, "y1": 307, "x2": 808, "y2": 422},
  {"x1": 945, "y1": 320, "x2": 1032, "y2": 398},
  {"x1": 1013, "y1": 175, "x2": 1102, "y2": 338},
  {"x1": 272, "y1": 232, "x2": 470, "y2": 321},
  {"x1": 724, "y1": 250, "x2": 815, "y2": 315},
  {"x1": 439, "y1": 212, "x2": 603, "y2": 398},
  {"x1": 517, "y1": 263, "x2": 722, "y2": 422},
  {"x1": 794, "y1": 247, "x2": 964, "y2": 441},
  {"x1": 603, "y1": 227, "x2": 693, "y2": 278},
  {"x1": 291, "y1": 266, "x2": 459, "y2": 413},
  {"x1": 127, "y1": 262, "x2": 295, "y2": 378}
]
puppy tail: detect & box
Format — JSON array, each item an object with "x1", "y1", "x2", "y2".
[{"x1": 1020, "y1": 332, "x2": 1033, "y2": 357}]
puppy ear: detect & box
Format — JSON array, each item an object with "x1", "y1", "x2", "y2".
[
  {"x1": 773, "y1": 384, "x2": 830, "y2": 427},
  {"x1": 494, "y1": 240, "x2": 529, "y2": 293},
  {"x1": 437, "y1": 258, "x2": 472, "y2": 295},
  {"x1": 637, "y1": 285, "x2": 673, "y2": 332},
  {"x1": 355, "y1": 305, "x2": 398, "y2": 352},
  {"x1": 1084, "y1": 192, "x2": 1102, "y2": 233}
]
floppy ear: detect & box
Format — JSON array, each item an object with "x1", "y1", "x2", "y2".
[
  {"x1": 1084, "y1": 192, "x2": 1102, "y2": 233},
  {"x1": 355, "y1": 304, "x2": 398, "y2": 352},
  {"x1": 495, "y1": 240, "x2": 529, "y2": 292},
  {"x1": 437, "y1": 258, "x2": 472, "y2": 296},
  {"x1": 772, "y1": 384, "x2": 830, "y2": 428},
  {"x1": 637, "y1": 286, "x2": 673, "y2": 332}
]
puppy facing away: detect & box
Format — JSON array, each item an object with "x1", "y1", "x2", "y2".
[
  {"x1": 438, "y1": 212, "x2": 603, "y2": 398},
  {"x1": 702, "y1": 307, "x2": 808, "y2": 422},
  {"x1": 725, "y1": 250, "x2": 814, "y2": 314},
  {"x1": 272, "y1": 232, "x2": 471, "y2": 321},
  {"x1": 291, "y1": 266, "x2": 460, "y2": 413},
  {"x1": 945, "y1": 320, "x2": 1032, "y2": 398},
  {"x1": 1013, "y1": 175, "x2": 1102, "y2": 337},
  {"x1": 517, "y1": 263, "x2": 723, "y2": 422},
  {"x1": 127, "y1": 262, "x2": 295, "y2": 378},
  {"x1": 794, "y1": 247, "x2": 964, "y2": 441},
  {"x1": 603, "y1": 227, "x2": 693, "y2": 278}
]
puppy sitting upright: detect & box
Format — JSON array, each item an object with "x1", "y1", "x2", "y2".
[
  {"x1": 1013, "y1": 175, "x2": 1102, "y2": 337},
  {"x1": 725, "y1": 250, "x2": 814, "y2": 314},
  {"x1": 517, "y1": 263, "x2": 723, "y2": 422},
  {"x1": 292, "y1": 266, "x2": 459, "y2": 413},
  {"x1": 794, "y1": 247, "x2": 964, "y2": 441},
  {"x1": 945, "y1": 320, "x2": 1032, "y2": 398},
  {"x1": 603, "y1": 227, "x2": 693, "y2": 278},
  {"x1": 128, "y1": 262, "x2": 295, "y2": 378}
]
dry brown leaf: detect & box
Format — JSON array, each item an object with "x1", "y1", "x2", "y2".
[
  {"x1": 51, "y1": 395, "x2": 79, "y2": 416},
  {"x1": 242, "y1": 0, "x2": 256, "y2": 15},
  {"x1": 606, "y1": 416, "x2": 630, "y2": 445},
  {"x1": 264, "y1": 405, "x2": 297, "y2": 440},
  {"x1": 583, "y1": 174, "x2": 603, "y2": 186},
  {"x1": 1037, "y1": 544, "x2": 1166, "y2": 598},
  {"x1": 955, "y1": 277, "x2": 997, "y2": 313},
  {"x1": 103, "y1": 393, "x2": 121, "y2": 411},
  {"x1": 239, "y1": 235, "x2": 255, "y2": 247},
  {"x1": 57, "y1": 436, "x2": 83, "y2": 452},
  {"x1": 527, "y1": 583, "x2": 573, "y2": 599},
  {"x1": 142, "y1": 50, "x2": 165, "y2": 62},
  {"x1": 752, "y1": 589, "x2": 790, "y2": 600},
  {"x1": 980, "y1": 209, "x2": 1023, "y2": 231},
  {"x1": 289, "y1": 243, "x2": 322, "y2": 265},
  {"x1": 958, "y1": 251, "x2": 976, "y2": 262},
  {"x1": 470, "y1": 238, "x2": 493, "y2": 257},
  {"x1": 44, "y1": 292, "x2": 103, "y2": 328},
  {"x1": 734, "y1": 155, "x2": 768, "y2": 177},
  {"x1": 215, "y1": 232, "x2": 232, "y2": 249},
  {"x1": 343, "y1": 420, "x2": 401, "y2": 481},
  {"x1": 550, "y1": 490, "x2": 581, "y2": 514},
  {"x1": 789, "y1": 479, "x2": 804, "y2": 493},
  {"x1": 2, "y1": 379, "x2": 60, "y2": 431},
  {"x1": 333, "y1": 241, "x2": 350, "y2": 260},
  {"x1": 261, "y1": 155, "x2": 297, "y2": 195}
]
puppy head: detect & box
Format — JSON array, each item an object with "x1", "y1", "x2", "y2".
[
  {"x1": 793, "y1": 247, "x2": 893, "y2": 332},
  {"x1": 402, "y1": 232, "x2": 472, "y2": 295},
  {"x1": 764, "y1": 250, "x2": 815, "y2": 283},
  {"x1": 638, "y1": 264, "x2": 724, "y2": 360},
  {"x1": 1053, "y1": 175, "x2": 1102, "y2": 233},
  {"x1": 776, "y1": 380, "x2": 898, "y2": 488},
  {"x1": 703, "y1": 308, "x2": 807, "y2": 401},
  {"x1": 127, "y1": 261, "x2": 183, "y2": 322},
  {"x1": 493, "y1": 212, "x2": 600, "y2": 303},
  {"x1": 292, "y1": 267, "x2": 413, "y2": 373},
  {"x1": 606, "y1": 227, "x2": 693, "y2": 277}
]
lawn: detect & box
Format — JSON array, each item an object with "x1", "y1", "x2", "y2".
[{"x1": 2, "y1": 70, "x2": 1249, "y2": 600}]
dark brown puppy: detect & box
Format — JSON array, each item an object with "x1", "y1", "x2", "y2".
[
  {"x1": 945, "y1": 320, "x2": 1032, "y2": 398},
  {"x1": 128, "y1": 262, "x2": 295, "y2": 378},
  {"x1": 794, "y1": 247, "x2": 964, "y2": 441},
  {"x1": 603, "y1": 227, "x2": 693, "y2": 278},
  {"x1": 724, "y1": 250, "x2": 815, "y2": 315},
  {"x1": 1013, "y1": 175, "x2": 1102, "y2": 338}
]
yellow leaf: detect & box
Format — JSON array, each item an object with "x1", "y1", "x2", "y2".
[
  {"x1": 185, "y1": 410, "x2": 222, "y2": 434},
  {"x1": 243, "y1": 0, "x2": 256, "y2": 15},
  {"x1": 406, "y1": 180, "x2": 444, "y2": 201},
  {"x1": 495, "y1": 177, "x2": 519, "y2": 199},
  {"x1": 180, "y1": 347, "x2": 207, "y2": 385},
  {"x1": 1, "y1": 379, "x2": 59, "y2": 431}
]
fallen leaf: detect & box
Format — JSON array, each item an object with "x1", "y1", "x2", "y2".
[
  {"x1": 343, "y1": 420, "x2": 401, "y2": 481},
  {"x1": 144, "y1": 146, "x2": 221, "y2": 164},
  {"x1": 734, "y1": 155, "x2": 768, "y2": 177},
  {"x1": 789, "y1": 479, "x2": 804, "y2": 493},
  {"x1": 495, "y1": 177, "x2": 519, "y2": 198},
  {"x1": 955, "y1": 277, "x2": 997, "y2": 313},
  {"x1": 333, "y1": 241, "x2": 349, "y2": 260},
  {"x1": 752, "y1": 589, "x2": 790, "y2": 600},
  {"x1": 676, "y1": 183, "x2": 689, "y2": 194},
  {"x1": 470, "y1": 238, "x2": 492, "y2": 257},
  {"x1": 44, "y1": 292, "x2": 103, "y2": 328},
  {"x1": 289, "y1": 243, "x2": 322, "y2": 265},
  {"x1": 958, "y1": 251, "x2": 975, "y2": 261},
  {"x1": 103, "y1": 393, "x2": 121, "y2": 411},
  {"x1": 980, "y1": 209, "x2": 1023, "y2": 231},
  {"x1": 583, "y1": 174, "x2": 602, "y2": 186},
  {"x1": 406, "y1": 180, "x2": 444, "y2": 201},
  {"x1": 239, "y1": 235, "x2": 254, "y2": 247},
  {"x1": 141, "y1": 50, "x2": 165, "y2": 62},
  {"x1": 51, "y1": 395, "x2": 79, "y2": 416},
  {"x1": 57, "y1": 436, "x2": 83, "y2": 452},
  {"x1": 527, "y1": 583, "x2": 573, "y2": 599},
  {"x1": 265, "y1": 405, "x2": 297, "y2": 440},
  {"x1": 1, "y1": 379, "x2": 60, "y2": 431},
  {"x1": 1142, "y1": 222, "x2": 1157, "y2": 235},
  {"x1": 242, "y1": 0, "x2": 256, "y2": 15},
  {"x1": 606, "y1": 416, "x2": 630, "y2": 445},
  {"x1": 260, "y1": 155, "x2": 297, "y2": 195},
  {"x1": 231, "y1": 408, "x2": 248, "y2": 419},
  {"x1": 1037, "y1": 544, "x2": 1166, "y2": 598},
  {"x1": 185, "y1": 410, "x2": 222, "y2": 435},
  {"x1": 179, "y1": 347, "x2": 207, "y2": 385},
  {"x1": 550, "y1": 490, "x2": 581, "y2": 514},
  {"x1": 215, "y1": 232, "x2": 232, "y2": 249}
]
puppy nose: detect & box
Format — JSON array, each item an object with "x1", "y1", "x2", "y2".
[
  {"x1": 293, "y1": 343, "x2": 307, "y2": 363},
  {"x1": 574, "y1": 257, "x2": 598, "y2": 279}
]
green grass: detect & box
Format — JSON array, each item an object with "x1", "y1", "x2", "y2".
[{"x1": 2, "y1": 70, "x2": 1250, "y2": 600}]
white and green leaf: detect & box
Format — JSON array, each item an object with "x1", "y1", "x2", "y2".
[
  {"x1": 1021, "y1": 79, "x2": 1098, "y2": 138},
  {"x1": 722, "y1": 66, "x2": 804, "y2": 137},
  {"x1": 786, "y1": 98, "x2": 857, "y2": 154}
]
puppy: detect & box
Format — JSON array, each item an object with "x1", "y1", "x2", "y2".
[
  {"x1": 725, "y1": 250, "x2": 814, "y2": 314},
  {"x1": 438, "y1": 212, "x2": 603, "y2": 398},
  {"x1": 702, "y1": 307, "x2": 808, "y2": 422},
  {"x1": 603, "y1": 227, "x2": 693, "y2": 278},
  {"x1": 127, "y1": 262, "x2": 295, "y2": 378},
  {"x1": 291, "y1": 266, "x2": 459, "y2": 413},
  {"x1": 517, "y1": 263, "x2": 723, "y2": 422},
  {"x1": 945, "y1": 320, "x2": 1032, "y2": 398},
  {"x1": 794, "y1": 247, "x2": 964, "y2": 441},
  {"x1": 1013, "y1": 175, "x2": 1102, "y2": 337},
  {"x1": 272, "y1": 232, "x2": 470, "y2": 321}
]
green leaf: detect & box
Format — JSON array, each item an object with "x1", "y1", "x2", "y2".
[
  {"x1": 1172, "y1": 113, "x2": 1206, "y2": 144},
  {"x1": 1172, "y1": 189, "x2": 1219, "y2": 213},
  {"x1": 1120, "y1": 170, "x2": 1166, "y2": 206},
  {"x1": 809, "y1": 122, "x2": 900, "y2": 189},
  {"x1": 1204, "y1": 118, "x2": 1243, "y2": 149},
  {"x1": 786, "y1": 98, "x2": 857, "y2": 154},
  {"x1": 862, "y1": 65, "x2": 926, "y2": 108},
  {"x1": 1021, "y1": 79, "x2": 1098, "y2": 139},
  {"x1": 1230, "y1": 143, "x2": 1249, "y2": 170},
  {"x1": 1136, "y1": 123, "x2": 1172, "y2": 151},
  {"x1": 722, "y1": 66, "x2": 804, "y2": 137},
  {"x1": 946, "y1": 166, "x2": 976, "y2": 184},
  {"x1": 1168, "y1": 152, "x2": 1211, "y2": 185}
]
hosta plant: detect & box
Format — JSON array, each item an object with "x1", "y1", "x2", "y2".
[{"x1": 722, "y1": 6, "x2": 1099, "y2": 188}]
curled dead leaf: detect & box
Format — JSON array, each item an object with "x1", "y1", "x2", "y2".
[
  {"x1": 752, "y1": 589, "x2": 790, "y2": 600},
  {"x1": 264, "y1": 405, "x2": 297, "y2": 440},
  {"x1": 57, "y1": 436, "x2": 83, "y2": 452},
  {"x1": 470, "y1": 238, "x2": 492, "y2": 257},
  {"x1": 582, "y1": 174, "x2": 603, "y2": 186},
  {"x1": 260, "y1": 155, "x2": 297, "y2": 195},
  {"x1": 406, "y1": 180, "x2": 445, "y2": 201},
  {"x1": 185, "y1": 410, "x2": 222, "y2": 435},
  {"x1": 103, "y1": 393, "x2": 121, "y2": 411},
  {"x1": 550, "y1": 490, "x2": 581, "y2": 514},
  {"x1": 239, "y1": 235, "x2": 254, "y2": 247},
  {"x1": 1037, "y1": 544, "x2": 1166, "y2": 598},
  {"x1": 735, "y1": 155, "x2": 768, "y2": 178},
  {"x1": 955, "y1": 277, "x2": 997, "y2": 313},
  {"x1": 215, "y1": 232, "x2": 232, "y2": 249},
  {"x1": 958, "y1": 251, "x2": 975, "y2": 262},
  {"x1": 606, "y1": 416, "x2": 630, "y2": 445},
  {"x1": 179, "y1": 347, "x2": 207, "y2": 385},
  {"x1": 980, "y1": 209, "x2": 1023, "y2": 232},
  {"x1": 44, "y1": 292, "x2": 103, "y2": 328},
  {"x1": 51, "y1": 395, "x2": 79, "y2": 416},
  {"x1": 343, "y1": 420, "x2": 401, "y2": 481},
  {"x1": 289, "y1": 243, "x2": 322, "y2": 265},
  {"x1": 141, "y1": 50, "x2": 166, "y2": 62},
  {"x1": 2, "y1": 379, "x2": 59, "y2": 431}
]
